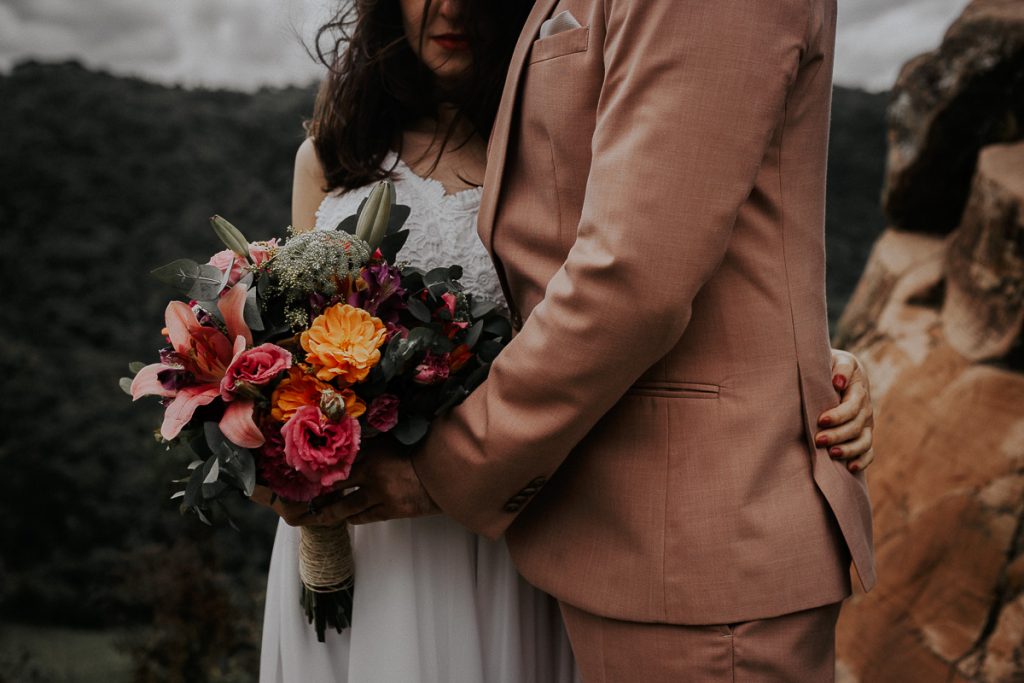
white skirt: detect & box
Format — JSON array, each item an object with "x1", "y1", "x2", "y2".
[{"x1": 260, "y1": 515, "x2": 579, "y2": 683}]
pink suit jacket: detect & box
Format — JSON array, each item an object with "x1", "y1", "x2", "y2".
[{"x1": 413, "y1": 0, "x2": 875, "y2": 624}]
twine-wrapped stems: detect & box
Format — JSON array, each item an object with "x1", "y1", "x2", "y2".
[{"x1": 299, "y1": 524, "x2": 355, "y2": 641}]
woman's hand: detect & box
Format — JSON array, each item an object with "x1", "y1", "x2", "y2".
[
  {"x1": 817, "y1": 349, "x2": 875, "y2": 473},
  {"x1": 250, "y1": 484, "x2": 349, "y2": 528}
]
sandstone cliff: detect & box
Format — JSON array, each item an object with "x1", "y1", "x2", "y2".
[{"x1": 834, "y1": 1, "x2": 1024, "y2": 681}]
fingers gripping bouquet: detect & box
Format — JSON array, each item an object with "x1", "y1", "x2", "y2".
[{"x1": 124, "y1": 183, "x2": 511, "y2": 641}]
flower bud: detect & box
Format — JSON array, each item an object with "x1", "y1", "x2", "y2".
[
  {"x1": 355, "y1": 181, "x2": 394, "y2": 250},
  {"x1": 319, "y1": 388, "x2": 348, "y2": 421},
  {"x1": 210, "y1": 215, "x2": 253, "y2": 263}
]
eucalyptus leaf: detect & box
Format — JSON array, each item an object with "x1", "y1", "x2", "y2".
[
  {"x1": 380, "y1": 229, "x2": 409, "y2": 263},
  {"x1": 447, "y1": 265, "x2": 464, "y2": 281},
  {"x1": 406, "y1": 297, "x2": 432, "y2": 323},
  {"x1": 469, "y1": 299, "x2": 498, "y2": 318},
  {"x1": 187, "y1": 264, "x2": 229, "y2": 301},
  {"x1": 151, "y1": 258, "x2": 200, "y2": 295},
  {"x1": 203, "y1": 456, "x2": 220, "y2": 484},
  {"x1": 483, "y1": 316, "x2": 512, "y2": 338},
  {"x1": 475, "y1": 339, "x2": 504, "y2": 362},
  {"x1": 204, "y1": 422, "x2": 228, "y2": 452},
  {"x1": 128, "y1": 361, "x2": 145, "y2": 374},
  {"x1": 386, "y1": 205, "x2": 411, "y2": 235},
  {"x1": 334, "y1": 214, "x2": 358, "y2": 234},
  {"x1": 392, "y1": 415, "x2": 430, "y2": 446},
  {"x1": 464, "y1": 320, "x2": 484, "y2": 350},
  {"x1": 118, "y1": 377, "x2": 133, "y2": 396},
  {"x1": 236, "y1": 449, "x2": 256, "y2": 496},
  {"x1": 201, "y1": 480, "x2": 228, "y2": 498},
  {"x1": 183, "y1": 465, "x2": 205, "y2": 509},
  {"x1": 237, "y1": 272, "x2": 255, "y2": 289},
  {"x1": 244, "y1": 285, "x2": 264, "y2": 331},
  {"x1": 423, "y1": 267, "x2": 450, "y2": 296}
]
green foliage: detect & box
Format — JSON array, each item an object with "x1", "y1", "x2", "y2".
[{"x1": 0, "y1": 61, "x2": 313, "y2": 634}]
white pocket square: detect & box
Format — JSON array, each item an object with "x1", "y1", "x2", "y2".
[{"x1": 540, "y1": 10, "x2": 582, "y2": 39}]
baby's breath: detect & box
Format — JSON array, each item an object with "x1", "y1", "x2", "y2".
[{"x1": 267, "y1": 229, "x2": 372, "y2": 329}]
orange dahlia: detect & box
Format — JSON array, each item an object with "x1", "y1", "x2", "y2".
[
  {"x1": 271, "y1": 366, "x2": 330, "y2": 422},
  {"x1": 301, "y1": 303, "x2": 388, "y2": 384}
]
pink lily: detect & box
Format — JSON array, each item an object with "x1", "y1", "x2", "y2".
[{"x1": 131, "y1": 284, "x2": 264, "y2": 448}]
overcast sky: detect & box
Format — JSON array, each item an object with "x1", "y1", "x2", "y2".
[{"x1": 0, "y1": 0, "x2": 972, "y2": 92}]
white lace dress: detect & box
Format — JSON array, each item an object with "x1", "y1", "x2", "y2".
[{"x1": 260, "y1": 151, "x2": 579, "y2": 683}]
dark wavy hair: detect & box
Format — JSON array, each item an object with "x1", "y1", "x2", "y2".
[{"x1": 307, "y1": 1, "x2": 534, "y2": 193}]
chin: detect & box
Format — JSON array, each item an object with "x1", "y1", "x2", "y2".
[{"x1": 429, "y1": 58, "x2": 473, "y2": 83}]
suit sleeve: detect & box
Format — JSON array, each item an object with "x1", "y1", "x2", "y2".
[{"x1": 413, "y1": 0, "x2": 815, "y2": 538}]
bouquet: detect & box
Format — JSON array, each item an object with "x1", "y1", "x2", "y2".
[{"x1": 123, "y1": 182, "x2": 510, "y2": 640}]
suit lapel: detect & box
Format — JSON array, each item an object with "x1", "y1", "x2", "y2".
[{"x1": 478, "y1": 0, "x2": 561, "y2": 253}]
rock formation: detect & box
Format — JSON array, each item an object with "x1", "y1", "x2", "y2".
[
  {"x1": 833, "y1": 2, "x2": 1024, "y2": 681},
  {"x1": 881, "y1": 0, "x2": 1024, "y2": 233}
]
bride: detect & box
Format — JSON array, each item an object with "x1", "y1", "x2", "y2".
[{"x1": 255, "y1": 1, "x2": 877, "y2": 681}]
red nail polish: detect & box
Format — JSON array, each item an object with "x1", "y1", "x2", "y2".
[
  {"x1": 833, "y1": 375, "x2": 847, "y2": 391},
  {"x1": 830, "y1": 447, "x2": 843, "y2": 458},
  {"x1": 816, "y1": 435, "x2": 829, "y2": 447},
  {"x1": 850, "y1": 463, "x2": 860, "y2": 473},
  {"x1": 819, "y1": 415, "x2": 832, "y2": 426}
]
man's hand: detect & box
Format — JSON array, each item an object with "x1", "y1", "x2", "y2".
[
  {"x1": 311, "y1": 440, "x2": 441, "y2": 526},
  {"x1": 817, "y1": 349, "x2": 875, "y2": 473}
]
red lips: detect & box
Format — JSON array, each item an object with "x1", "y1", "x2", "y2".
[{"x1": 432, "y1": 34, "x2": 470, "y2": 51}]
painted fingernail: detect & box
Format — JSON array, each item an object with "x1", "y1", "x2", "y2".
[
  {"x1": 819, "y1": 415, "x2": 832, "y2": 426},
  {"x1": 830, "y1": 447, "x2": 843, "y2": 458},
  {"x1": 816, "y1": 435, "x2": 829, "y2": 446},
  {"x1": 849, "y1": 463, "x2": 860, "y2": 473},
  {"x1": 833, "y1": 375, "x2": 847, "y2": 391}
]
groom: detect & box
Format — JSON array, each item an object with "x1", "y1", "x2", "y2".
[{"x1": 338, "y1": 0, "x2": 874, "y2": 678}]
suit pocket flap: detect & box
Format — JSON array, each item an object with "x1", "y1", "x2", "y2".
[
  {"x1": 529, "y1": 26, "x2": 589, "y2": 64},
  {"x1": 627, "y1": 381, "x2": 721, "y2": 399}
]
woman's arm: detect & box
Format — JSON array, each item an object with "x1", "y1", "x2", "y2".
[{"x1": 291, "y1": 137, "x2": 328, "y2": 232}]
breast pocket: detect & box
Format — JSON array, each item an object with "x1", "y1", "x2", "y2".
[{"x1": 529, "y1": 26, "x2": 589, "y2": 64}]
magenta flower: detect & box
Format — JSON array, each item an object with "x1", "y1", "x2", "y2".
[
  {"x1": 281, "y1": 405, "x2": 361, "y2": 488},
  {"x1": 366, "y1": 394, "x2": 400, "y2": 433},
  {"x1": 257, "y1": 421, "x2": 321, "y2": 502},
  {"x1": 413, "y1": 352, "x2": 450, "y2": 385}
]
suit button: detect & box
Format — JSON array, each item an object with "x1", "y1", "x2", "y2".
[
  {"x1": 503, "y1": 502, "x2": 521, "y2": 513},
  {"x1": 529, "y1": 477, "x2": 547, "y2": 488}
]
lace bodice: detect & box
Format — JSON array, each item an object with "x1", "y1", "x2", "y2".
[{"x1": 315, "y1": 151, "x2": 506, "y2": 309}]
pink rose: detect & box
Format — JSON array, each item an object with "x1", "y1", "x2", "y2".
[
  {"x1": 413, "y1": 352, "x2": 450, "y2": 385},
  {"x1": 367, "y1": 394, "x2": 400, "y2": 433},
  {"x1": 248, "y1": 239, "x2": 278, "y2": 267},
  {"x1": 208, "y1": 249, "x2": 246, "y2": 287},
  {"x1": 208, "y1": 239, "x2": 278, "y2": 290},
  {"x1": 221, "y1": 343, "x2": 292, "y2": 399},
  {"x1": 281, "y1": 405, "x2": 361, "y2": 488},
  {"x1": 257, "y1": 421, "x2": 321, "y2": 502}
]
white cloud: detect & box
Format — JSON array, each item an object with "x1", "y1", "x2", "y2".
[
  {"x1": 0, "y1": 0, "x2": 337, "y2": 89},
  {"x1": 835, "y1": 0, "x2": 972, "y2": 91},
  {"x1": 0, "y1": 0, "x2": 975, "y2": 92}
]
